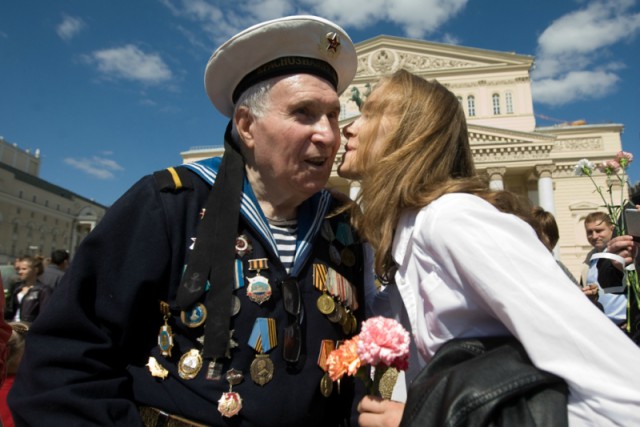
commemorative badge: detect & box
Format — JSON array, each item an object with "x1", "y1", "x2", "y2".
[
  {"x1": 146, "y1": 356, "x2": 169, "y2": 380},
  {"x1": 157, "y1": 301, "x2": 174, "y2": 357},
  {"x1": 247, "y1": 258, "x2": 271, "y2": 304},
  {"x1": 178, "y1": 349, "x2": 203, "y2": 380},
  {"x1": 180, "y1": 302, "x2": 207, "y2": 328},
  {"x1": 218, "y1": 369, "x2": 244, "y2": 417}
]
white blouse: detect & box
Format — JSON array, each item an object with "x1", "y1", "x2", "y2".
[{"x1": 392, "y1": 193, "x2": 640, "y2": 426}]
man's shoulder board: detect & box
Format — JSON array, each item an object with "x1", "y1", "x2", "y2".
[{"x1": 153, "y1": 167, "x2": 194, "y2": 192}]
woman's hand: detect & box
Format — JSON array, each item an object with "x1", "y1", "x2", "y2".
[{"x1": 357, "y1": 395, "x2": 405, "y2": 427}]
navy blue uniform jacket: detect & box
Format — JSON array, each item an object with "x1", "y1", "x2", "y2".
[{"x1": 9, "y1": 158, "x2": 366, "y2": 426}]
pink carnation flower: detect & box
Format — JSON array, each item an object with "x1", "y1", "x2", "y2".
[
  {"x1": 356, "y1": 316, "x2": 410, "y2": 371},
  {"x1": 598, "y1": 159, "x2": 620, "y2": 174},
  {"x1": 615, "y1": 151, "x2": 633, "y2": 169}
]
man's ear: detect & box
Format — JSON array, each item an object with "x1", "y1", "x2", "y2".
[{"x1": 235, "y1": 106, "x2": 255, "y2": 149}]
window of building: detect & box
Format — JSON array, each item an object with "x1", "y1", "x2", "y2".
[
  {"x1": 467, "y1": 95, "x2": 476, "y2": 117},
  {"x1": 492, "y1": 93, "x2": 501, "y2": 115},
  {"x1": 18, "y1": 190, "x2": 23, "y2": 199},
  {"x1": 505, "y1": 91, "x2": 513, "y2": 114}
]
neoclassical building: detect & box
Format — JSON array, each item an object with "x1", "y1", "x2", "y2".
[
  {"x1": 0, "y1": 138, "x2": 107, "y2": 264},
  {"x1": 181, "y1": 35, "x2": 627, "y2": 278}
]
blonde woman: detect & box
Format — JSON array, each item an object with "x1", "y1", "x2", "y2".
[{"x1": 338, "y1": 69, "x2": 640, "y2": 427}]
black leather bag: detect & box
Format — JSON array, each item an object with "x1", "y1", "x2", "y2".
[{"x1": 399, "y1": 337, "x2": 568, "y2": 427}]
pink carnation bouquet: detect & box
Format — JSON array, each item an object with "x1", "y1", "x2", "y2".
[{"x1": 327, "y1": 316, "x2": 410, "y2": 396}]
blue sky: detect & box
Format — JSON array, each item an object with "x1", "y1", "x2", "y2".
[{"x1": 1, "y1": 0, "x2": 639, "y2": 207}]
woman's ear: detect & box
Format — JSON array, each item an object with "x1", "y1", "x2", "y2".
[{"x1": 235, "y1": 106, "x2": 255, "y2": 149}]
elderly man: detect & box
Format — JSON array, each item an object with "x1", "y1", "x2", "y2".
[{"x1": 9, "y1": 16, "x2": 366, "y2": 426}]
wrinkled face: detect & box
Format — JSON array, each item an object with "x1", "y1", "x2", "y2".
[
  {"x1": 16, "y1": 261, "x2": 36, "y2": 282},
  {"x1": 338, "y1": 87, "x2": 394, "y2": 180},
  {"x1": 243, "y1": 74, "x2": 341, "y2": 203},
  {"x1": 585, "y1": 220, "x2": 614, "y2": 250}
]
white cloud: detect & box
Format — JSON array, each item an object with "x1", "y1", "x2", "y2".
[
  {"x1": 532, "y1": 70, "x2": 620, "y2": 106},
  {"x1": 161, "y1": 0, "x2": 467, "y2": 45},
  {"x1": 85, "y1": 45, "x2": 173, "y2": 84},
  {"x1": 64, "y1": 155, "x2": 124, "y2": 180},
  {"x1": 56, "y1": 14, "x2": 86, "y2": 41},
  {"x1": 532, "y1": 0, "x2": 640, "y2": 105}
]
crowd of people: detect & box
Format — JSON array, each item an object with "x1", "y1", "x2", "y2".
[{"x1": 0, "y1": 14, "x2": 638, "y2": 427}]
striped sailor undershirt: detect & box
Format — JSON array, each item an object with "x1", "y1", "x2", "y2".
[{"x1": 267, "y1": 218, "x2": 297, "y2": 273}]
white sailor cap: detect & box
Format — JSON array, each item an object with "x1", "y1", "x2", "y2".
[{"x1": 205, "y1": 15, "x2": 357, "y2": 118}]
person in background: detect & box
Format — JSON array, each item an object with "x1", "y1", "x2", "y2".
[
  {"x1": 5, "y1": 257, "x2": 52, "y2": 323},
  {"x1": 581, "y1": 211, "x2": 627, "y2": 326},
  {"x1": 532, "y1": 206, "x2": 599, "y2": 303},
  {"x1": 0, "y1": 322, "x2": 29, "y2": 427},
  {"x1": 338, "y1": 69, "x2": 640, "y2": 426},
  {"x1": 9, "y1": 15, "x2": 367, "y2": 427},
  {"x1": 38, "y1": 250, "x2": 69, "y2": 290},
  {"x1": 598, "y1": 201, "x2": 640, "y2": 344}
]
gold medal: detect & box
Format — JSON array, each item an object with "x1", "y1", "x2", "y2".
[
  {"x1": 320, "y1": 372, "x2": 334, "y2": 397},
  {"x1": 178, "y1": 349, "x2": 203, "y2": 380},
  {"x1": 316, "y1": 293, "x2": 336, "y2": 315},
  {"x1": 250, "y1": 354, "x2": 274, "y2": 386}
]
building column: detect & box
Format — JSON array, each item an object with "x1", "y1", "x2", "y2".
[
  {"x1": 535, "y1": 165, "x2": 556, "y2": 215},
  {"x1": 486, "y1": 167, "x2": 506, "y2": 190}
]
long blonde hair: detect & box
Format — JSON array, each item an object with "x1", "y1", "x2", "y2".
[{"x1": 353, "y1": 69, "x2": 538, "y2": 277}]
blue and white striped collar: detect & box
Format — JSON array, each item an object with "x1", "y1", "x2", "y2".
[{"x1": 183, "y1": 158, "x2": 333, "y2": 277}]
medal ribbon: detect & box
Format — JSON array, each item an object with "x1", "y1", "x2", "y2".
[
  {"x1": 313, "y1": 264, "x2": 328, "y2": 292},
  {"x1": 248, "y1": 318, "x2": 277, "y2": 354},
  {"x1": 234, "y1": 259, "x2": 245, "y2": 289},
  {"x1": 248, "y1": 258, "x2": 268, "y2": 272},
  {"x1": 326, "y1": 268, "x2": 359, "y2": 310}
]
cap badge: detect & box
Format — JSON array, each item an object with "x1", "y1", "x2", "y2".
[{"x1": 324, "y1": 32, "x2": 341, "y2": 55}]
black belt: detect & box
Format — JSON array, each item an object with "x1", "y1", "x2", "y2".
[{"x1": 139, "y1": 407, "x2": 212, "y2": 427}]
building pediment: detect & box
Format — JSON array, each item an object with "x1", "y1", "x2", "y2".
[
  {"x1": 468, "y1": 124, "x2": 555, "y2": 165},
  {"x1": 354, "y1": 35, "x2": 533, "y2": 80}
]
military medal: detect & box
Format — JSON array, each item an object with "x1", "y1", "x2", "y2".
[
  {"x1": 335, "y1": 222, "x2": 355, "y2": 246},
  {"x1": 235, "y1": 234, "x2": 252, "y2": 257},
  {"x1": 178, "y1": 349, "x2": 203, "y2": 380},
  {"x1": 180, "y1": 302, "x2": 207, "y2": 328},
  {"x1": 157, "y1": 301, "x2": 174, "y2": 357},
  {"x1": 340, "y1": 247, "x2": 356, "y2": 267},
  {"x1": 318, "y1": 340, "x2": 335, "y2": 397},
  {"x1": 146, "y1": 356, "x2": 169, "y2": 379},
  {"x1": 316, "y1": 293, "x2": 335, "y2": 315},
  {"x1": 329, "y1": 245, "x2": 342, "y2": 266},
  {"x1": 327, "y1": 303, "x2": 345, "y2": 324},
  {"x1": 248, "y1": 318, "x2": 277, "y2": 386},
  {"x1": 230, "y1": 295, "x2": 241, "y2": 317},
  {"x1": 320, "y1": 220, "x2": 335, "y2": 242},
  {"x1": 218, "y1": 369, "x2": 243, "y2": 418},
  {"x1": 247, "y1": 258, "x2": 271, "y2": 304}
]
